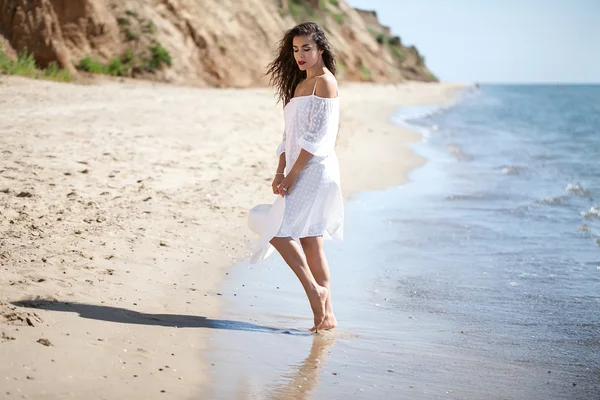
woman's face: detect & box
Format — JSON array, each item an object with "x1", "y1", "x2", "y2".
[{"x1": 292, "y1": 35, "x2": 323, "y2": 71}]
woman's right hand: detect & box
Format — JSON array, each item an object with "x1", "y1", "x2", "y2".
[{"x1": 272, "y1": 174, "x2": 284, "y2": 195}]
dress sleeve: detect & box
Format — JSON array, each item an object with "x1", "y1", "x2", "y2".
[
  {"x1": 298, "y1": 97, "x2": 339, "y2": 157},
  {"x1": 275, "y1": 127, "x2": 286, "y2": 157}
]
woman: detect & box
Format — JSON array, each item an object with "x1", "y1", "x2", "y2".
[{"x1": 264, "y1": 22, "x2": 343, "y2": 331}]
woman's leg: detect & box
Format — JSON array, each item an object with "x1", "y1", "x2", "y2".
[
  {"x1": 270, "y1": 237, "x2": 328, "y2": 329},
  {"x1": 300, "y1": 236, "x2": 337, "y2": 330}
]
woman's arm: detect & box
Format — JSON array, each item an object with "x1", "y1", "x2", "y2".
[
  {"x1": 272, "y1": 98, "x2": 289, "y2": 194},
  {"x1": 277, "y1": 76, "x2": 337, "y2": 195},
  {"x1": 272, "y1": 146, "x2": 287, "y2": 195},
  {"x1": 273, "y1": 102, "x2": 288, "y2": 195},
  {"x1": 288, "y1": 150, "x2": 312, "y2": 177},
  {"x1": 276, "y1": 149, "x2": 311, "y2": 196},
  {"x1": 276, "y1": 152, "x2": 286, "y2": 174}
]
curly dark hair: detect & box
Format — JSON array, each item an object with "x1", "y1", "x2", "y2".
[{"x1": 266, "y1": 22, "x2": 336, "y2": 105}]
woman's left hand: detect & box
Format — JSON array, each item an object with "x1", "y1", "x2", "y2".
[{"x1": 277, "y1": 171, "x2": 299, "y2": 197}]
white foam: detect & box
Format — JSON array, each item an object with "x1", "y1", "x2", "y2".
[
  {"x1": 390, "y1": 87, "x2": 478, "y2": 142},
  {"x1": 566, "y1": 183, "x2": 591, "y2": 198},
  {"x1": 446, "y1": 144, "x2": 471, "y2": 161},
  {"x1": 580, "y1": 206, "x2": 600, "y2": 219},
  {"x1": 392, "y1": 105, "x2": 445, "y2": 124},
  {"x1": 537, "y1": 195, "x2": 569, "y2": 205},
  {"x1": 501, "y1": 166, "x2": 526, "y2": 175},
  {"x1": 578, "y1": 224, "x2": 590, "y2": 231}
]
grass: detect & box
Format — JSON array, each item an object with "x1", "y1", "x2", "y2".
[
  {"x1": 0, "y1": 48, "x2": 71, "y2": 82},
  {"x1": 286, "y1": 0, "x2": 338, "y2": 24},
  {"x1": 142, "y1": 20, "x2": 156, "y2": 34},
  {"x1": 319, "y1": 0, "x2": 343, "y2": 23},
  {"x1": 107, "y1": 58, "x2": 129, "y2": 76},
  {"x1": 145, "y1": 43, "x2": 172, "y2": 72},
  {"x1": 124, "y1": 29, "x2": 140, "y2": 41},
  {"x1": 78, "y1": 56, "x2": 130, "y2": 76},
  {"x1": 289, "y1": 0, "x2": 315, "y2": 19},
  {"x1": 78, "y1": 53, "x2": 133, "y2": 77},
  {"x1": 425, "y1": 71, "x2": 438, "y2": 81},
  {"x1": 77, "y1": 42, "x2": 172, "y2": 76},
  {"x1": 367, "y1": 27, "x2": 388, "y2": 45},
  {"x1": 122, "y1": 48, "x2": 134, "y2": 64},
  {"x1": 44, "y1": 62, "x2": 71, "y2": 81},
  {"x1": 288, "y1": 0, "x2": 302, "y2": 17},
  {"x1": 117, "y1": 13, "x2": 151, "y2": 42},
  {"x1": 388, "y1": 44, "x2": 407, "y2": 62},
  {"x1": 388, "y1": 36, "x2": 401, "y2": 46},
  {"x1": 331, "y1": 13, "x2": 344, "y2": 23},
  {"x1": 360, "y1": 64, "x2": 372, "y2": 80},
  {"x1": 78, "y1": 56, "x2": 107, "y2": 74},
  {"x1": 90, "y1": 12, "x2": 171, "y2": 77}
]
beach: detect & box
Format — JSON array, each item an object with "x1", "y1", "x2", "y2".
[{"x1": 0, "y1": 76, "x2": 463, "y2": 399}]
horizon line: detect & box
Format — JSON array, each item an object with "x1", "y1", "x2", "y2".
[{"x1": 440, "y1": 81, "x2": 600, "y2": 86}]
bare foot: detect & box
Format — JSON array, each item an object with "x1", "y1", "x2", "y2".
[
  {"x1": 310, "y1": 313, "x2": 337, "y2": 332},
  {"x1": 307, "y1": 285, "x2": 328, "y2": 330},
  {"x1": 319, "y1": 314, "x2": 338, "y2": 330}
]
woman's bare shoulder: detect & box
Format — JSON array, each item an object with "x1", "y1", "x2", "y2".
[{"x1": 314, "y1": 74, "x2": 338, "y2": 99}]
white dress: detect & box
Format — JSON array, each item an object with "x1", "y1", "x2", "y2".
[{"x1": 274, "y1": 78, "x2": 344, "y2": 241}]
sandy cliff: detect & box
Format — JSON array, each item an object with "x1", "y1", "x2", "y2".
[{"x1": 0, "y1": 0, "x2": 437, "y2": 85}]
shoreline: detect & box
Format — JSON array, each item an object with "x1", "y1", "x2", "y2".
[
  {"x1": 0, "y1": 76, "x2": 464, "y2": 398},
  {"x1": 336, "y1": 81, "x2": 465, "y2": 199}
]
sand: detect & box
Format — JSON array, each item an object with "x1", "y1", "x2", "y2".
[{"x1": 0, "y1": 75, "x2": 463, "y2": 399}]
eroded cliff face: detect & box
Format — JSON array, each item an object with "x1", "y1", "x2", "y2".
[
  {"x1": 0, "y1": 0, "x2": 438, "y2": 86},
  {"x1": 0, "y1": 0, "x2": 120, "y2": 73}
]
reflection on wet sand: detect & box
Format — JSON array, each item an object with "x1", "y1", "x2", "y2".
[{"x1": 268, "y1": 333, "x2": 336, "y2": 400}]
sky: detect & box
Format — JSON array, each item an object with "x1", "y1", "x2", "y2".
[{"x1": 346, "y1": 0, "x2": 599, "y2": 83}]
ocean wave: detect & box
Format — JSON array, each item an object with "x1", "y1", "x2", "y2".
[
  {"x1": 392, "y1": 105, "x2": 446, "y2": 124},
  {"x1": 446, "y1": 144, "x2": 471, "y2": 161},
  {"x1": 391, "y1": 87, "x2": 476, "y2": 134},
  {"x1": 536, "y1": 184, "x2": 593, "y2": 208},
  {"x1": 537, "y1": 195, "x2": 569, "y2": 205},
  {"x1": 501, "y1": 165, "x2": 526, "y2": 175},
  {"x1": 566, "y1": 183, "x2": 591, "y2": 198},
  {"x1": 446, "y1": 194, "x2": 485, "y2": 201},
  {"x1": 391, "y1": 106, "x2": 441, "y2": 140},
  {"x1": 580, "y1": 206, "x2": 600, "y2": 219},
  {"x1": 529, "y1": 153, "x2": 555, "y2": 160}
]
